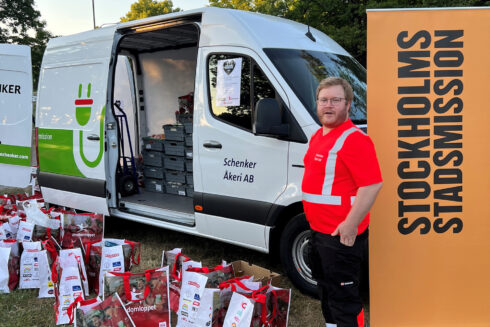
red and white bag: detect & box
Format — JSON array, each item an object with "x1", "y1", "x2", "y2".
[
  {"x1": 53, "y1": 253, "x2": 86, "y2": 325},
  {"x1": 38, "y1": 249, "x2": 55, "y2": 298},
  {"x1": 19, "y1": 241, "x2": 42, "y2": 289},
  {"x1": 212, "y1": 276, "x2": 263, "y2": 327},
  {"x1": 67, "y1": 296, "x2": 102, "y2": 326},
  {"x1": 104, "y1": 267, "x2": 171, "y2": 327},
  {"x1": 16, "y1": 220, "x2": 34, "y2": 242},
  {"x1": 0, "y1": 247, "x2": 11, "y2": 293},
  {"x1": 61, "y1": 212, "x2": 104, "y2": 249},
  {"x1": 59, "y1": 248, "x2": 90, "y2": 297},
  {"x1": 185, "y1": 263, "x2": 235, "y2": 289},
  {"x1": 0, "y1": 239, "x2": 20, "y2": 291},
  {"x1": 223, "y1": 292, "x2": 254, "y2": 327},
  {"x1": 85, "y1": 238, "x2": 141, "y2": 295},
  {"x1": 161, "y1": 248, "x2": 192, "y2": 313},
  {"x1": 177, "y1": 270, "x2": 218, "y2": 327},
  {"x1": 70, "y1": 293, "x2": 135, "y2": 327}
]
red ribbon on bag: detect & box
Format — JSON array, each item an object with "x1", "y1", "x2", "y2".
[
  {"x1": 84, "y1": 240, "x2": 98, "y2": 263},
  {"x1": 186, "y1": 264, "x2": 225, "y2": 274},
  {"x1": 67, "y1": 296, "x2": 99, "y2": 324},
  {"x1": 42, "y1": 238, "x2": 59, "y2": 261},
  {"x1": 250, "y1": 287, "x2": 278, "y2": 326},
  {"x1": 124, "y1": 240, "x2": 141, "y2": 265},
  {"x1": 171, "y1": 252, "x2": 190, "y2": 281},
  {"x1": 111, "y1": 269, "x2": 155, "y2": 302},
  {"x1": 218, "y1": 276, "x2": 253, "y2": 292}
]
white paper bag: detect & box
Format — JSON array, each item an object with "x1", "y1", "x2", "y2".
[
  {"x1": 38, "y1": 250, "x2": 55, "y2": 298},
  {"x1": 0, "y1": 247, "x2": 11, "y2": 293},
  {"x1": 98, "y1": 244, "x2": 125, "y2": 296},
  {"x1": 177, "y1": 271, "x2": 208, "y2": 327},
  {"x1": 16, "y1": 220, "x2": 34, "y2": 242},
  {"x1": 19, "y1": 241, "x2": 42, "y2": 289},
  {"x1": 59, "y1": 248, "x2": 90, "y2": 297},
  {"x1": 55, "y1": 264, "x2": 85, "y2": 325},
  {"x1": 223, "y1": 292, "x2": 254, "y2": 327}
]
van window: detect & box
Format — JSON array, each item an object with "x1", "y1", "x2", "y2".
[
  {"x1": 264, "y1": 48, "x2": 367, "y2": 125},
  {"x1": 207, "y1": 54, "x2": 277, "y2": 132}
]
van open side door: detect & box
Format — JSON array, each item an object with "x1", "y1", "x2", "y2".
[
  {"x1": 35, "y1": 27, "x2": 117, "y2": 215},
  {"x1": 0, "y1": 44, "x2": 34, "y2": 188}
]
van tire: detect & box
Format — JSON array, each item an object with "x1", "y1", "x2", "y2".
[{"x1": 280, "y1": 213, "x2": 318, "y2": 297}]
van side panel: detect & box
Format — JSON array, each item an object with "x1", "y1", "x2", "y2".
[
  {"x1": 36, "y1": 28, "x2": 115, "y2": 213},
  {"x1": 0, "y1": 44, "x2": 33, "y2": 188}
]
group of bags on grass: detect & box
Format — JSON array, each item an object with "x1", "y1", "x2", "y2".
[{"x1": 0, "y1": 193, "x2": 291, "y2": 327}]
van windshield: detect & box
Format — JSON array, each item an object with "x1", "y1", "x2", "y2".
[{"x1": 263, "y1": 48, "x2": 367, "y2": 125}]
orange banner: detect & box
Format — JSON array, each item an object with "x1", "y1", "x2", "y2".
[{"x1": 367, "y1": 8, "x2": 490, "y2": 327}]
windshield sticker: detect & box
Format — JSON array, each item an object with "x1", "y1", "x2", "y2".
[{"x1": 216, "y1": 58, "x2": 242, "y2": 107}]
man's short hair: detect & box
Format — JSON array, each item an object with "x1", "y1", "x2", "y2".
[{"x1": 316, "y1": 77, "x2": 354, "y2": 102}]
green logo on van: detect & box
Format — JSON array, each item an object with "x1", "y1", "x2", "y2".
[{"x1": 38, "y1": 82, "x2": 105, "y2": 176}]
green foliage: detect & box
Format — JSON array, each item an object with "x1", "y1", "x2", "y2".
[
  {"x1": 209, "y1": 0, "x2": 490, "y2": 67},
  {"x1": 0, "y1": 0, "x2": 53, "y2": 90},
  {"x1": 120, "y1": 0, "x2": 181, "y2": 22}
]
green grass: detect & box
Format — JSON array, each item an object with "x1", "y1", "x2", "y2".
[{"x1": 0, "y1": 214, "x2": 371, "y2": 326}]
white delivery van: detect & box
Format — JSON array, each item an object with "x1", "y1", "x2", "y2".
[
  {"x1": 0, "y1": 44, "x2": 34, "y2": 188},
  {"x1": 25, "y1": 7, "x2": 367, "y2": 295}
]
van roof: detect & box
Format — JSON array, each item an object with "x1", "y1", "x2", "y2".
[{"x1": 46, "y1": 7, "x2": 349, "y2": 57}]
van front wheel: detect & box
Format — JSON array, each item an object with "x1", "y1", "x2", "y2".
[{"x1": 280, "y1": 213, "x2": 318, "y2": 297}]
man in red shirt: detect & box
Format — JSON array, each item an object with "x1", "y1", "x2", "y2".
[{"x1": 302, "y1": 77, "x2": 382, "y2": 327}]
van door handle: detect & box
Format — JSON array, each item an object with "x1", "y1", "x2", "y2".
[
  {"x1": 87, "y1": 134, "x2": 100, "y2": 141},
  {"x1": 203, "y1": 141, "x2": 222, "y2": 149}
]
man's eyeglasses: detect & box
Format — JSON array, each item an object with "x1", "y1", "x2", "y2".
[{"x1": 317, "y1": 97, "x2": 345, "y2": 105}]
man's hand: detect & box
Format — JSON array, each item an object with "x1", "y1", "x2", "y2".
[
  {"x1": 331, "y1": 182, "x2": 383, "y2": 247},
  {"x1": 331, "y1": 220, "x2": 358, "y2": 247}
]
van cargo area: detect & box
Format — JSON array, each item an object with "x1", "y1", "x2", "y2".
[{"x1": 113, "y1": 23, "x2": 199, "y2": 225}]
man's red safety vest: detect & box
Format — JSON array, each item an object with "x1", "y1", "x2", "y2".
[{"x1": 302, "y1": 120, "x2": 382, "y2": 235}]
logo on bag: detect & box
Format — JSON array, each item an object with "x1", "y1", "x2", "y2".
[
  {"x1": 194, "y1": 294, "x2": 200, "y2": 301},
  {"x1": 192, "y1": 300, "x2": 200, "y2": 307},
  {"x1": 127, "y1": 305, "x2": 156, "y2": 313},
  {"x1": 72, "y1": 285, "x2": 82, "y2": 291},
  {"x1": 73, "y1": 233, "x2": 95, "y2": 238},
  {"x1": 188, "y1": 281, "x2": 200, "y2": 288},
  {"x1": 241, "y1": 302, "x2": 247, "y2": 309}
]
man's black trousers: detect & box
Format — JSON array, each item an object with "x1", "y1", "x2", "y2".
[{"x1": 310, "y1": 229, "x2": 368, "y2": 327}]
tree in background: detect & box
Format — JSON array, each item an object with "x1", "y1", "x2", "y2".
[
  {"x1": 0, "y1": 0, "x2": 53, "y2": 89},
  {"x1": 209, "y1": 0, "x2": 490, "y2": 67},
  {"x1": 121, "y1": 0, "x2": 181, "y2": 22}
]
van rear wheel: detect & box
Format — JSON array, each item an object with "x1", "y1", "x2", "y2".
[{"x1": 280, "y1": 213, "x2": 318, "y2": 297}]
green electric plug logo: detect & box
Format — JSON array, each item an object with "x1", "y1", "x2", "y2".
[
  {"x1": 75, "y1": 83, "x2": 92, "y2": 126},
  {"x1": 76, "y1": 83, "x2": 105, "y2": 168}
]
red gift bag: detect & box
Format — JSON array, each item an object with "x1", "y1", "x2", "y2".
[
  {"x1": 104, "y1": 267, "x2": 171, "y2": 327},
  {"x1": 61, "y1": 211, "x2": 104, "y2": 249},
  {"x1": 85, "y1": 238, "x2": 141, "y2": 295},
  {"x1": 186, "y1": 263, "x2": 235, "y2": 288},
  {"x1": 162, "y1": 249, "x2": 191, "y2": 313}
]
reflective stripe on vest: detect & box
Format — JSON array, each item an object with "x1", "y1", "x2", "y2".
[{"x1": 303, "y1": 127, "x2": 360, "y2": 205}]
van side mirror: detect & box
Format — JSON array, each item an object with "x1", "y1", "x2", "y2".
[{"x1": 253, "y1": 98, "x2": 289, "y2": 137}]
